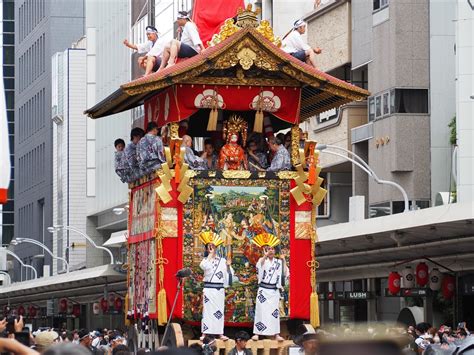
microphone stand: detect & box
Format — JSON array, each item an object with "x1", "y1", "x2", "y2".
[{"x1": 161, "y1": 277, "x2": 184, "y2": 347}]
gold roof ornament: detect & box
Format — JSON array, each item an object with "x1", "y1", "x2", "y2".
[{"x1": 208, "y1": 5, "x2": 281, "y2": 47}]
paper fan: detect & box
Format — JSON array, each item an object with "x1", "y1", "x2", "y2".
[
  {"x1": 252, "y1": 233, "x2": 280, "y2": 248},
  {"x1": 199, "y1": 231, "x2": 224, "y2": 247}
]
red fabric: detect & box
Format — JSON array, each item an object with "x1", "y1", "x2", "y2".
[
  {"x1": 145, "y1": 85, "x2": 301, "y2": 127},
  {"x1": 192, "y1": 0, "x2": 245, "y2": 46},
  {"x1": 0, "y1": 189, "x2": 7, "y2": 204},
  {"x1": 289, "y1": 180, "x2": 312, "y2": 320},
  {"x1": 129, "y1": 180, "x2": 159, "y2": 244}
]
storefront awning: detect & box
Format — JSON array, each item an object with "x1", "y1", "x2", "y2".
[
  {"x1": 316, "y1": 202, "x2": 474, "y2": 281},
  {"x1": 0, "y1": 264, "x2": 126, "y2": 305}
]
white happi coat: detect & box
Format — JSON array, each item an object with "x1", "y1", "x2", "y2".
[
  {"x1": 253, "y1": 257, "x2": 288, "y2": 336},
  {"x1": 200, "y1": 256, "x2": 232, "y2": 335}
]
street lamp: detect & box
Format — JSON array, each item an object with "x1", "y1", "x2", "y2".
[
  {"x1": 0, "y1": 271, "x2": 11, "y2": 285},
  {"x1": 47, "y1": 225, "x2": 115, "y2": 264},
  {"x1": 316, "y1": 144, "x2": 410, "y2": 213},
  {"x1": 3, "y1": 249, "x2": 37, "y2": 279},
  {"x1": 11, "y1": 238, "x2": 69, "y2": 273}
]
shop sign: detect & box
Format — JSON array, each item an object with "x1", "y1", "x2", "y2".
[
  {"x1": 319, "y1": 292, "x2": 373, "y2": 300},
  {"x1": 384, "y1": 288, "x2": 431, "y2": 297}
]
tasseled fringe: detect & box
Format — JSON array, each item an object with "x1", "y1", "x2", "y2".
[
  {"x1": 310, "y1": 292, "x2": 320, "y2": 328},
  {"x1": 207, "y1": 109, "x2": 218, "y2": 131},
  {"x1": 124, "y1": 293, "x2": 130, "y2": 326},
  {"x1": 254, "y1": 110, "x2": 264, "y2": 133},
  {"x1": 158, "y1": 288, "x2": 168, "y2": 325}
]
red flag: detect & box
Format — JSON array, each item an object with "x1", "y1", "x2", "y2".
[{"x1": 192, "y1": 0, "x2": 245, "y2": 46}]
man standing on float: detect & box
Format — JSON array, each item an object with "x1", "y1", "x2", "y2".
[
  {"x1": 199, "y1": 232, "x2": 233, "y2": 341},
  {"x1": 252, "y1": 234, "x2": 289, "y2": 341}
]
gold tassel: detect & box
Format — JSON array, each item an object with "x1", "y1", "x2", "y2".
[
  {"x1": 157, "y1": 288, "x2": 168, "y2": 325},
  {"x1": 207, "y1": 109, "x2": 218, "y2": 131},
  {"x1": 310, "y1": 292, "x2": 320, "y2": 328},
  {"x1": 254, "y1": 110, "x2": 264, "y2": 133}
]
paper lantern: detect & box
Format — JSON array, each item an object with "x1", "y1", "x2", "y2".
[
  {"x1": 59, "y1": 298, "x2": 68, "y2": 313},
  {"x1": 388, "y1": 271, "x2": 401, "y2": 295},
  {"x1": 28, "y1": 306, "x2": 37, "y2": 318},
  {"x1": 429, "y1": 268, "x2": 442, "y2": 291},
  {"x1": 17, "y1": 306, "x2": 25, "y2": 316},
  {"x1": 114, "y1": 297, "x2": 123, "y2": 311},
  {"x1": 442, "y1": 275, "x2": 455, "y2": 300},
  {"x1": 72, "y1": 304, "x2": 81, "y2": 317},
  {"x1": 402, "y1": 266, "x2": 415, "y2": 288},
  {"x1": 92, "y1": 302, "x2": 100, "y2": 315},
  {"x1": 100, "y1": 298, "x2": 109, "y2": 312},
  {"x1": 416, "y1": 262, "x2": 429, "y2": 287}
]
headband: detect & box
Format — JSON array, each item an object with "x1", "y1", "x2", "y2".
[
  {"x1": 177, "y1": 12, "x2": 190, "y2": 19},
  {"x1": 293, "y1": 19, "x2": 306, "y2": 29},
  {"x1": 146, "y1": 26, "x2": 158, "y2": 34}
]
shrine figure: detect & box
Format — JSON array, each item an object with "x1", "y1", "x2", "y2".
[{"x1": 218, "y1": 116, "x2": 249, "y2": 170}]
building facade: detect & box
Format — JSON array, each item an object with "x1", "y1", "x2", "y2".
[
  {"x1": 0, "y1": 0, "x2": 14, "y2": 247},
  {"x1": 13, "y1": 0, "x2": 84, "y2": 281}
]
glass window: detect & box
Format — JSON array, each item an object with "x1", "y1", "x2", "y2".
[
  {"x1": 383, "y1": 92, "x2": 389, "y2": 115},
  {"x1": 373, "y1": 0, "x2": 389, "y2": 11},
  {"x1": 1, "y1": 226, "x2": 14, "y2": 245},
  {"x1": 3, "y1": 66, "x2": 14, "y2": 77},
  {"x1": 1, "y1": 212, "x2": 14, "y2": 225},
  {"x1": 3, "y1": 21, "x2": 14, "y2": 33},
  {"x1": 368, "y1": 97, "x2": 375, "y2": 121},
  {"x1": 390, "y1": 89, "x2": 395, "y2": 113},
  {"x1": 3, "y1": 34, "x2": 14, "y2": 45},
  {"x1": 392, "y1": 89, "x2": 429, "y2": 114},
  {"x1": 3, "y1": 2, "x2": 14, "y2": 20},
  {"x1": 7, "y1": 110, "x2": 14, "y2": 122},
  {"x1": 375, "y1": 96, "x2": 382, "y2": 118},
  {"x1": 5, "y1": 91, "x2": 14, "y2": 109},
  {"x1": 369, "y1": 202, "x2": 391, "y2": 218},
  {"x1": 4, "y1": 78, "x2": 14, "y2": 89}
]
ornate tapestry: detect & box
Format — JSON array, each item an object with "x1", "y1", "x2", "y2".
[{"x1": 181, "y1": 178, "x2": 291, "y2": 325}]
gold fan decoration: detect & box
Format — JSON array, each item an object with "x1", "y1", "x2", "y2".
[
  {"x1": 199, "y1": 231, "x2": 224, "y2": 247},
  {"x1": 252, "y1": 233, "x2": 280, "y2": 248}
]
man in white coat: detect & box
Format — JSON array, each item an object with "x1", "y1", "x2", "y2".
[
  {"x1": 199, "y1": 232, "x2": 233, "y2": 341},
  {"x1": 251, "y1": 234, "x2": 289, "y2": 341},
  {"x1": 282, "y1": 19, "x2": 322, "y2": 69}
]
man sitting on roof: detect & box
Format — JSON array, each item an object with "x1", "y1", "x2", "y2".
[
  {"x1": 282, "y1": 20, "x2": 322, "y2": 69},
  {"x1": 158, "y1": 11, "x2": 204, "y2": 70},
  {"x1": 182, "y1": 135, "x2": 208, "y2": 170},
  {"x1": 123, "y1": 26, "x2": 168, "y2": 76},
  {"x1": 137, "y1": 122, "x2": 166, "y2": 175},
  {"x1": 267, "y1": 136, "x2": 291, "y2": 172}
]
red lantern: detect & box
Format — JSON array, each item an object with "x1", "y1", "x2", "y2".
[
  {"x1": 442, "y1": 275, "x2": 455, "y2": 300},
  {"x1": 388, "y1": 271, "x2": 401, "y2": 295},
  {"x1": 17, "y1": 306, "x2": 25, "y2": 316},
  {"x1": 72, "y1": 304, "x2": 81, "y2": 317},
  {"x1": 416, "y1": 262, "x2": 429, "y2": 287},
  {"x1": 28, "y1": 306, "x2": 37, "y2": 318},
  {"x1": 59, "y1": 298, "x2": 68, "y2": 313},
  {"x1": 100, "y1": 298, "x2": 109, "y2": 312},
  {"x1": 114, "y1": 297, "x2": 123, "y2": 311}
]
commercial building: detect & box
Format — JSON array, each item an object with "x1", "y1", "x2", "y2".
[
  {"x1": 0, "y1": 0, "x2": 14, "y2": 250},
  {"x1": 299, "y1": 0, "x2": 473, "y2": 325},
  {"x1": 13, "y1": 0, "x2": 84, "y2": 280}
]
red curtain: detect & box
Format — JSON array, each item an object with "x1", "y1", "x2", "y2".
[
  {"x1": 145, "y1": 85, "x2": 302, "y2": 127},
  {"x1": 192, "y1": 0, "x2": 245, "y2": 46}
]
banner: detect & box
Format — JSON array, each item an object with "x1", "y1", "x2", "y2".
[
  {"x1": 192, "y1": 0, "x2": 245, "y2": 46},
  {"x1": 145, "y1": 85, "x2": 302, "y2": 128}
]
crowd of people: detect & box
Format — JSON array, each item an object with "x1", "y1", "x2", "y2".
[
  {"x1": 123, "y1": 11, "x2": 321, "y2": 77},
  {"x1": 114, "y1": 122, "x2": 298, "y2": 184}
]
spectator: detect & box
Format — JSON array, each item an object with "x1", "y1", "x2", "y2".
[
  {"x1": 137, "y1": 122, "x2": 166, "y2": 175},
  {"x1": 43, "y1": 343, "x2": 91, "y2": 355},
  {"x1": 0, "y1": 338, "x2": 38, "y2": 355},
  {"x1": 112, "y1": 344, "x2": 131, "y2": 355},
  {"x1": 159, "y1": 11, "x2": 204, "y2": 70},
  {"x1": 247, "y1": 139, "x2": 268, "y2": 172},
  {"x1": 228, "y1": 331, "x2": 252, "y2": 355},
  {"x1": 123, "y1": 26, "x2": 168, "y2": 76},
  {"x1": 114, "y1": 138, "x2": 130, "y2": 183},
  {"x1": 34, "y1": 331, "x2": 59, "y2": 352}
]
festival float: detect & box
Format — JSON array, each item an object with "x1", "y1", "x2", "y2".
[{"x1": 85, "y1": 5, "x2": 369, "y2": 350}]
